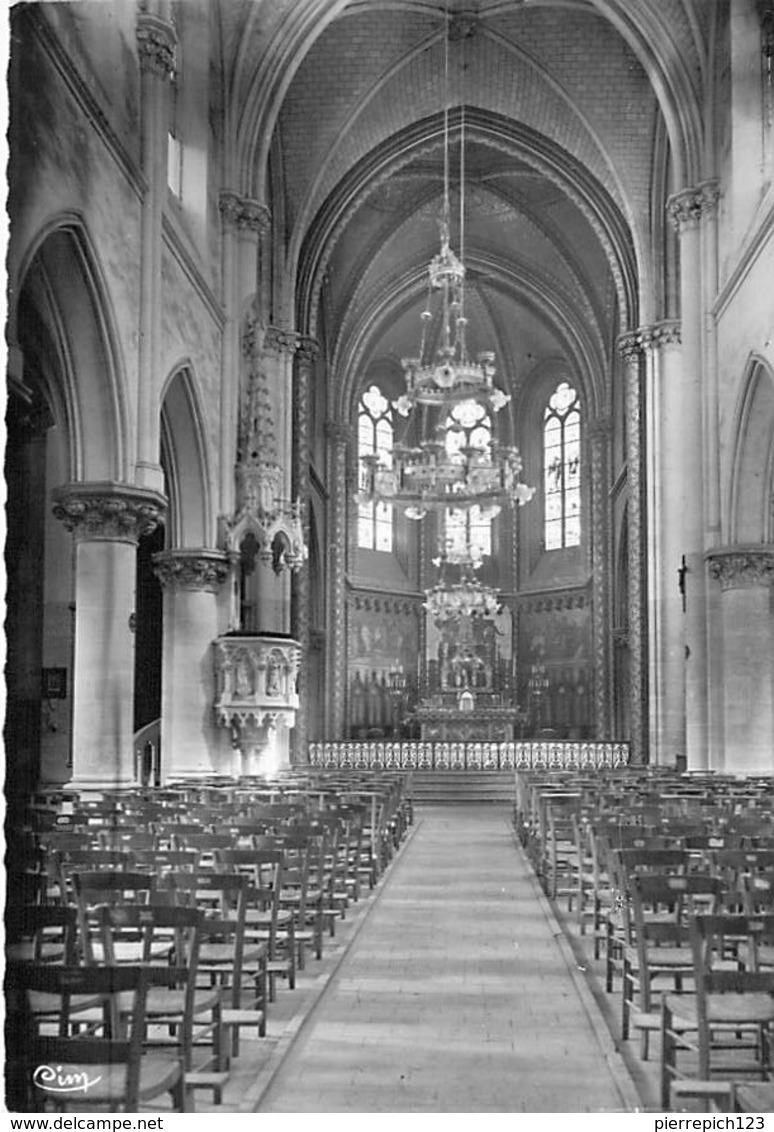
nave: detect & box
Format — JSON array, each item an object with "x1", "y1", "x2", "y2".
[{"x1": 254, "y1": 805, "x2": 638, "y2": 1114}]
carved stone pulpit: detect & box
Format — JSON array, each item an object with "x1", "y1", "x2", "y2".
[{"x1": 213, "y1": 634, "x2": 301, "y2": 775}]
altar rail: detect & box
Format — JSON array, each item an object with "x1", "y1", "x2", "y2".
[{"x1": 307, "y1": 741, "x2": 630, "y2": 772}]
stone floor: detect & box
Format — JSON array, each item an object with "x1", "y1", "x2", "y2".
[{"x1": 210, "y1": 804, "x2": 644, "y2": 1114}]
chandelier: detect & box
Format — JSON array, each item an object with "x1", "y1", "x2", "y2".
[
  {"x1": 423, "y1": 542, "x2": 501, "y2": 626},
  {"x1": 360, "y1": 11, "x2": 534, "y2": 639},
  {"x1": 358, "y1": 25, "x2": 533, "y2": 526}
]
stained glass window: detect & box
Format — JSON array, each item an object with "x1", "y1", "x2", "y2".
[
  {"x1": 358, "y1": 384, "x2": 393, "y2": 551},
  {"x1": 543, "y1": 382, "x2": 581, "y2": 550},
  {"x1": 444, "y1": 400, "x2": 492, "y2": 559}
]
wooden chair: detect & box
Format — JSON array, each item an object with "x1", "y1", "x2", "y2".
[
  {"x1": 279, "y1": 829, "x2": 326, "y2": 967},
  {"x1": 623, "y1": 872, "x2": 724, "y2": 1058},
  {"x1": 72, "y1": 871, "x2": 161, "y2": 963},
  {"x1": 661, "y1": 913, "x2": 774, "y2": 1110},
  {"x1": 98, "y1": 904, "x2": 229, "y2": 1103},
  {"x1": 6, "y1": 964, "x2": 188, "y2": 1112},
  {"x1": 170, "y1": 871, "x2": 268, "y2": 1061},
  {"x1": 215, "y1": 847, "x2": 295, "y2": 1000}
]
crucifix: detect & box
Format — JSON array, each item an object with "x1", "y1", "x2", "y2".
[{"x1": 677, "y1": 555, "x2": 688, "y2": 613}]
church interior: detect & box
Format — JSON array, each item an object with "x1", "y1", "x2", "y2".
[{"x1": 5, "y1": 0, "x2": 774, "y2": 1115}]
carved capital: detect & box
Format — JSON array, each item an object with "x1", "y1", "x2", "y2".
[
  {"x1": 296, "y1": 336, "x2": 321, "y2": 366},
  {"x1": 52, "y1": 482, "x2": 166, "y2": 543},
  {"x1": 617, "y1": 332, "x2": 643, "y2": 363},
  {"x1": 707, "y1": 546, "x2": 774, "y2": 591},
  {"x1": 263, "y1": 326, "x2": 300, "y2": 358},
  {"x1": 667, "y1": 181, "x2": 720, "y2": 230},
  {"x1": 639, "y1": 320, "x2": 682, "y2": 351},
  {"x1": 136, "y1": 14, "x2": 176, "y2": 78},
  {"x1": 219, "y1": 191, "x2": 271, "y2": 234},
  {"x1": 152, "y1": 548, "x2": 230, "y2": 592}
]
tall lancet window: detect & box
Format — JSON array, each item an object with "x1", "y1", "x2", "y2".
[
  {"x1": 444, "y1": 400, "x2": 493, "y2": 559},
  {"x1": 544, "y1": 381, "x2": 581, "y2": 550},
  {"x1": 358, "y1": 384, "x2": 393, "y2": 551}
]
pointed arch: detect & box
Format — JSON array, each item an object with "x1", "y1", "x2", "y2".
[
  {"x1": 14, "y1": 216, "x2": 128, "y2": 482},
  {"x1": 729, "y1": 355, "x2": 774, "y2": 545},
  {"x1": 160, "y1": 365, "x2": 215, "y2": 548}
]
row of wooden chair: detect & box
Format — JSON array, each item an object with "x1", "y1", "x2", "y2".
[
  {"x1": 6, "y1": 769, "x2": 413, "y2": 1112},
  {"x1": 515, "y1": 766, "x2": 774, "y2": 1113}
]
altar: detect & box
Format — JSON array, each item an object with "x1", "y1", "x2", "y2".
[
  {"x1": 414, "y1": 692, "x2": 521, "y2": 742},
  {"x1": 415, "y1": 605, "x2": 522, "y2": 741}
]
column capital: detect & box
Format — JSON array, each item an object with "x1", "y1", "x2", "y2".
[
  {"x1": 706, "y1": 545, "x2": 774, "y2": 591},
  {"x1": 136, "y1": 13, "x2": 176, "y2": 78},
  {"x1": 639, "y1": 320, "x2": 682, "y2": 350},
  {"x1": 667, "y1": 181, "x2": 720, "y2": 230},
  {"x1": 617, "y1": 331, "x2": 643, "y2": 363},
  {"x1": 325, "y1": 421, "x2": 352, "y2": 446},
  {"x1": 296, "y1": 335, "x2": 321, "y2": 366},
  {"x1": 264, "y1": 326, "x2": 301, "y2": 357},
  {"x1": 152, "y1": 548, "x2": 231, "y2": 592},
  {"x1": 52, "y1": 482, "x2": 167, "y2": 544},
  {"x1": 219, "y1": 191, "x2": 271, "y2": 234}
]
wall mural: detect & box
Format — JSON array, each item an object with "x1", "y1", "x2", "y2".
[
  {"x1": 348, "y1": 594, "x2": 418, "y2": 738},
  {"x1": 518, "y1": 591, "x2": 592, "y2": 738}
]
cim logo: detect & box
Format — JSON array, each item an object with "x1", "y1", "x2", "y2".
[{"x1": 33, "y1": 1064, "x2": 102, "y2": 1094}]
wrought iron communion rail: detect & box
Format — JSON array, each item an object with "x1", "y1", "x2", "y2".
[{"x1": 308, "y1": 741, "x2": 630, "y2": 771}]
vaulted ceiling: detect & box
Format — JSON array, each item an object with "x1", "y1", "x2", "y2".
[{"x1": 218, "y1": 0, "x2": 717, "y2": 418}]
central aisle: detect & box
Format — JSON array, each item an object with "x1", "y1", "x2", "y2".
[{"x1": 257, "y1": 805, "x2": 638, "y2": 1113}]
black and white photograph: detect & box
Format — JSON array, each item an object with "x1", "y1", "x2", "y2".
[{"x1": 4, "y1": 0, "x2": 774, "y2": 1119}]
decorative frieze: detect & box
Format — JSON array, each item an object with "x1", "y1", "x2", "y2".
[
  {"x1": 52, "y1": 482, "x2": 166, "y2": 544},
  {"x1": 136, "y1": 14, "x2": 176, "y2": 78},
  {"x1": 350, "y1": 593, "x2": 418, "y2": 617},
  {"x1": 152, "y1": 548, "x2": 230, "y2": 592},
  {"x1": 517, "y1": 591, "x2": 587, "y2": 614},
  {"x1": 707, "y1": 546, "x2": 774, "y2": 591},
  {"x1": 667, "y1": 181, "x2": 720, "y2": 230}
]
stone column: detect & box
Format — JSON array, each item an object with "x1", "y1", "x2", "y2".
[
  {"x1": 135, "y1": 9, "x2": 176, "y2": 494},
  {"x1": 587, "y1": 415, "x2": 612, "y2": 739},
  {"x1": 52, "y1": 482, "x2": 166, "y2": 790},
  {"x1": 291, "y1": 336, "x2": 319, "y2": 762},
  {"x1": 325, "y1": 421, "x2": 351, "y2": 738},
  {"x1": 218, "y1": 192, "x2": 271, "y2": 517},
  {"x1": 617, "y1": 333, "x2": 648, "y2": 763},
  {"x1": 667, "y1": 184, "x2": 716, "y2": 769},
  {"x1": 707, "y1": 547, "x2": 774, "y2": 774},
  {"x1": 152, "y1": 548, "x2": 231, "y2": 781},
  {"x1": 641, "y1": 321, "x2": 685, "y2": 765}
]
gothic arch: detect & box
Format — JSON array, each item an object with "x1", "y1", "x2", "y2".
[
  {"x1": 13, "y1": 217, "x2": 128, "y2": 482},
  {"x1": 160, "y1": 365, "x2": 214, "y2": 547},
  {"x1": 729, "y1": 355, "x2": 774, "y2": 545}
]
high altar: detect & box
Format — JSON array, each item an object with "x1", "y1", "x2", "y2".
[{"x1": 414, "y1": 609, "x2": 522, "y2": 742}]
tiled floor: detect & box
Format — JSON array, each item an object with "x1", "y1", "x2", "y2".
[{"x1": 250, "y1": 805, "x2": 642, "y2": 1113}]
